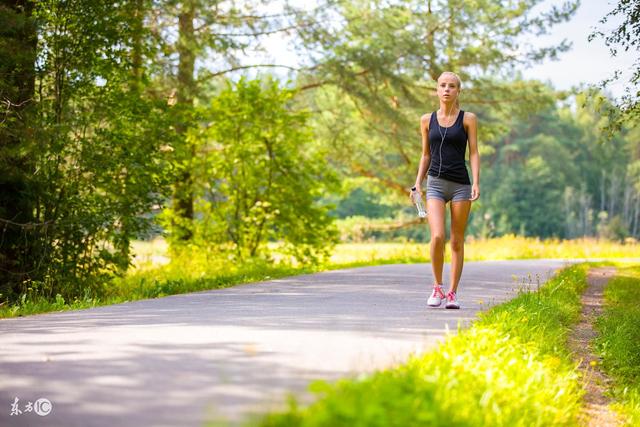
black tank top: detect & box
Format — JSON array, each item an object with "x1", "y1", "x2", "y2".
[{"x1": 427, "y1": 109, "x2": 471, "y2": 185}]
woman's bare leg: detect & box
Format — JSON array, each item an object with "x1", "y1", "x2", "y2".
[
  {"x1": 449, "y1": 200, "x2": 471, "y2": 293},
  {"x1": 427, "y1": 198, "x2": 446, "y2": 284}
]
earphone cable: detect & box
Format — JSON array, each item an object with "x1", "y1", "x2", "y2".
[{"x1": 436, "y1": 102, "x2": 456, "y2": 178}]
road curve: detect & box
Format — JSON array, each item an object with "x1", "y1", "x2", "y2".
[{"x1": 0, "y1": 259, "x2": 576, "y2": 427}]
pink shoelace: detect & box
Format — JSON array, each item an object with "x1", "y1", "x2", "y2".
[
  {"x1": 431, "y1": 285, "x2": 445, "y2": 299},
  {"x1": 446, "y1": 291, "x2": 457, "y2": 302}
]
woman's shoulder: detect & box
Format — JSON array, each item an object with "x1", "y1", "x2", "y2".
[
  {"x1": 462, "y1": 111, "x2": 477, "y2": 135},
  {"x1": 462, "y1": 110, "x2": 477, "y2": 122},
  {"x1": 421, "y1": 111, "x2": 435, "y2": 129},
  {"x1": 420, "y1": 112, "x2": 434, "y2": 122}
]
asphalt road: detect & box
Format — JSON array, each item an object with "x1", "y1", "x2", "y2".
[{"x1": 0, "y1": 259, "x2": 576, "y2": 427}]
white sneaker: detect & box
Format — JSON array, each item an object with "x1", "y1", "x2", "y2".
[
  {"x1": 427, "y1": 284, "x2": 445, "y2": 307},
  {"x1": 445, "y1": 291, "x2": 460, "y2": 309}
]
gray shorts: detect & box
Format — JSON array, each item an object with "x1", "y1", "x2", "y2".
[{"x1": 426, "y1": 175, "x2": 472, "y2": 203}]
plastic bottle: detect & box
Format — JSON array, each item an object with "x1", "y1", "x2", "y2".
[{"x1": 411, "y1": 186, "x2": 427, "y2": 218}]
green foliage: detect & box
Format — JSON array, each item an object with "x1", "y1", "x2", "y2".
[
  {"x1": 491, "y1": 154, "x2": 566, "y2": 237},
  {"x1": 0, "y1": 2, "x2": 39, "y2": 303},
  {"x1": 588, "y1": 0, "x2": 640, "y2": 135},
  {"x1": 469, "y1": 95, "x2": 640, "y2": 239},
  {"x1": 234, "y1": 264, "x2": 588, "y2": 427},
  {"x1": 329, "y1": 187, "x2": 396, "y2": 219},
  {"x1": 597, "y1": 213, "x2": 631, "y2": 242},
  {"x1": 161, "y1": 77, "x2": 339, "y2": 264},
  {"x1": 148, "y1": 0, "x2": 296, "y2": 242},
  {"x1": 0, "y1": 1, "x2": 173, "y2": 304},
  {"x1": 595, "y1": 265, "x2": 640, "y2": 425}
]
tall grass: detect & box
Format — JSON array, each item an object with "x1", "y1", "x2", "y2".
[
  {"x1": 594, "y1": 265, "x2": 640, "y2": 426},
  {"x1": 332, "y1": 235, "x2": 640, "y2": 264},
  {"x1": 229, "y1": 264, "x2": 589, "y2": 427}
]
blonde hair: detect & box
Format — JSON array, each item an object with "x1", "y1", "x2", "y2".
[{"x1": 437, "y1": 71, "x2": 462, "y2": 107}]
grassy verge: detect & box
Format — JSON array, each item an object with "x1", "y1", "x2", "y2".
[
  {"x1": 2, "y1": 235, "x2": 639, "y2": 319},
  {"x1": 594, "y1": 265, "x2": 640, "y2": 426},
  {"x1": 0, "y1": 248, "x2": 424, "y2": 319},
  {"x1": 230, "y1": 263, "x2": 589, "y2": 427},
  {"x1": 0, "y1": 257, "x2": 316, "y2": 318},
  {"x1": 332, "y1": 236, "x2": 640, "y2": 264}
]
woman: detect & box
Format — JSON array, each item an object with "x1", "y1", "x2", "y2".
[{"x1": 411, "y1": 71, "x2": 480, "y2": 309}]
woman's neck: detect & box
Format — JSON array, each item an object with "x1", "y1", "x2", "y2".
[{"x1": 438, "y1": 102, "x2": 458, "y2": 116}]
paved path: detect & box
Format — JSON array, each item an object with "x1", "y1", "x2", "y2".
[{"x1": 0, "y1": 259, "x2": 576, "y2": 427}]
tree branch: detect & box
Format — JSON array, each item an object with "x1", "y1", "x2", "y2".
[
  {"x1": 200, "y1": 64, "x2": 300, "y2": 79},
  {"x1": 297, "y1": 69, "x2": 370, "y2": 92},
  {"x1": 351, "y1": 162, "x2": 408, "y2": 195},
  {"x1": 194, "y1": 24, "x2": 299, "y2": 36}
]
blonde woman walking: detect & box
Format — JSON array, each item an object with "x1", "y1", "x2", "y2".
[{"x1": 411, "y1": 71, "x2": 480, "y2": 309}]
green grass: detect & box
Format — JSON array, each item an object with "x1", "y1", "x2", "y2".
[
  {"x1": 594, "y1": 265, "x2": 640, "y2": 426},
  {"x1": 219, "y1": 264, "x2": 590, "y2": 427}
]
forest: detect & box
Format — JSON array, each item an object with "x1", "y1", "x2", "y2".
[{"x1": 1, "y1": 0, "x2": 638, "y2": 307}]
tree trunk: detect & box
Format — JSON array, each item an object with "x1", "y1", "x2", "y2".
[
  {"x1": 130, "y1": 0, "x2": 144, "y2": 94},
  {"x1": 600, "y1": 169, "x2": 606, "y2": 213},
  {"x1": 446, "y1": 0, "x2": 455, "y2": 70},
  {"x1": 0, "y1": 0, "x2": 38, "y2": 303},
  {"x1": 622, "y1": 177, "x2": 631, "y2": 226},
  {"x1": 632, "y1": 194, "x2": 640, "y2": 237},
  {"x1": 425, "y1": 0, "x2": 439, "y2": 80},
  {"x1": 608, "y1": 173, "x2": 618, "y2": 216},
  {"x1": 580, "y1": 188, "x2": 592, "y2": 237},
  {"x1": 172, "y1": 0, "x2": 196, "y2": 241}
]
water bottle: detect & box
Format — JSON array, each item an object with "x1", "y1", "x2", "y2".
[{"x1": 411, "y1": 186, "x2": 427, "y2": 218}]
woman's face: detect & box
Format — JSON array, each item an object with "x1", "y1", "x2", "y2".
[{"x1": 437, "y1": 75, "x2": 460, "y2": 103}]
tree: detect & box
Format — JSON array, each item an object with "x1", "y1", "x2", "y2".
[
  {"x1": 163, "y1": 77, "x2": 338, "y2": 263},
  {"x1": 0, "y1": 0, "x2": 38, "y2": 302},
  {"x1": 150, "y1": 0, "x2": 299, "y2": 242},
  {"x1": 0, "y1": 0, "x2": 173, "y2": 304}
]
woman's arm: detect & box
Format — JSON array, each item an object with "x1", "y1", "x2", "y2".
[
  {"x1": 466, "y1": 112, "x2": 480, "y2": 201},
  {"x1": 413, "y1": 113, "x2": 431, "y2": 191}
]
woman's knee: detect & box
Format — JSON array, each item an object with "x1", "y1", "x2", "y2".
[
  {"x1": 430, "y1": 233, "x2": 445, "y2": 246},
  {"x1": 450, "y1": 237, "x2": 464, "y2": 252}
]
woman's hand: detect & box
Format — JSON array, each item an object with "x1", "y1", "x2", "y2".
[
  {"x1": 470, "y1": 184, "x2": 480, "y2": 201},
  {"x1": 409, "y1": 186, "x2": 422, "y2": 201}
]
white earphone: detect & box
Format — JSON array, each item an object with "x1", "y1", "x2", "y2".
[{"x1": 436, "y1": 96, "x2": 458, "y2": 178}]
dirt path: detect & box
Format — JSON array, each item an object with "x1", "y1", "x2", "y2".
[{"x1": 568, "y1": 267, "x2": 624, "y2": 426}]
